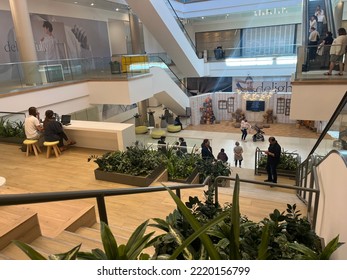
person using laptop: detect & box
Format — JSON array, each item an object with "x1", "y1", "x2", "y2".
[{"x1": 43, "y1": 110, "x2": 76, "y2": 152}]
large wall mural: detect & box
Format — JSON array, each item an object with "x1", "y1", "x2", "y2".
[{"x1": 0, "y1": 10, "x2": 110, "y2": 64}]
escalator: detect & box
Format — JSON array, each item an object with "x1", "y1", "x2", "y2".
[
  {"x1": 126, "y1": 0, "x2": 205, "y2": 77},
  {"x1": 305, "y1": 0, "x2": 336, "y2": 71}
]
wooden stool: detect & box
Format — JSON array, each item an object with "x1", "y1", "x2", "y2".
[
  {"x1": 44, "y1": 141, "x2": 61, "y2": 158},
  {"x1": 23, "y1": 139, "x2": 41, "y2": 157}
]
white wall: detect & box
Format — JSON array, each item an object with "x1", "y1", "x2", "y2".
[
  {"x1": 315, "y1": 151, "x2": 347, "y2": 259},
  {"x1": 109, "y1": 20, "x2": 128, "y2": 55},
  {"x1": 291, "y1": 83, "x2": 347, "y2": 121},
  {"x1": 0, "y1": 82, "x2": 90, "y2": 117}
]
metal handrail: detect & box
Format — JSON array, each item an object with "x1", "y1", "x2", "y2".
[{"x1": 0, "y1": 177, "x2": 211, "y2": 225}]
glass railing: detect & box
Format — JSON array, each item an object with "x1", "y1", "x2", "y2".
[
  {"x1": 164, "y1": 0, "x2": 197, "y2": 53},
  {"x1": 147, "y1": 53, "x2": 192, "y2": 97},
  {"x1": 295, "y1": 45, "x2": 347, "y2": 80},
  {"x1": 0, "y1": 55, "x2": 150, "y2": 95},
  {"x1": 308, "y1": 92, "x2": 347, "y2": 159},
  {"x1": 201, "y1": 44, "x2": 299, "y2": 62},
  {"x1": 135, "y1": 132, "x2": 210, "y2": 155}
]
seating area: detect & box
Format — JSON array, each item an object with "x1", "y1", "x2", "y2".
[
  {"x1": 167, "y1": 124, "x2": 181, "y2": 133},
  {"x1": 43, "y1": 141, "x2": 61, "y2": 158},
  {"x1": 23, "y1": 139, "x2": 41, "y2": 157},
  {"x1": 151, "y1": 129, "x2": 166, "y2": 139},
  {"x1": 135, "y1": 126, "x2": 148, "y2": 134}
]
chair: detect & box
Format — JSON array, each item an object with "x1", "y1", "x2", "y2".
[
  {"x1": 23, "y1": 139, "x2": 41, "y2": 157},
  {"x1": 44, "y1": 141, "x2": 61, "y2": 158}
]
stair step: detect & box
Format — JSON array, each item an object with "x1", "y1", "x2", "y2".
[
  {"x1": 75, "y1": 226, "x2": 128, "y2": 244},
  {"x1": 0, "y1": 211, "x2": 42, "y2": 251},
  {"x1": 54, "y1": 231, "x2": 103, "y2": 252}
]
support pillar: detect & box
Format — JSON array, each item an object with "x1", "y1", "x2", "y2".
[
  {"x1": 129, "y1": 9, "x2": 148, "y2": 124},
  {"x1": 9, "y1": 0, "x2": 41, "y2": 85}
]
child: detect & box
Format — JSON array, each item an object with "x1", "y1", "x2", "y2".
[{"x1": 217, "y1": 148, "x2": 228, "y2": 162}]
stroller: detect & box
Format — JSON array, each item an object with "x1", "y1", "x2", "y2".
[{"x1": 252, "y1": 125, "x2": 265, "y2": 142}]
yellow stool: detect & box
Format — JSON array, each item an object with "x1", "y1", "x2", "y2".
[
  {"x1": 167, "y1": 125, "x2": 181, "y2": 133},
  {"x1": 23, "y1": 139, "x2": 41, "y2": 157},
  {"x1": 43, "y1": 141, "x2": 61, "y2": 158},
  {"x1": 151, "y1": 130, "x2": 166, "y2": 139},
  {"x1": 135, "y1": 126, "x2": 148, "y2": 134}
]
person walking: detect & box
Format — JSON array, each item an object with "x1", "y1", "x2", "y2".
[
  {"x1": 264, "y1": 136, "x2": 281, "y2": 184},
  {"x1": 217, "y1": 148, "x2": 228, "y2": 162},
  {"x1": 233, "y1": 141, "x2": 243, "y2": 167},
  {"x1": 240, "y1": 118, "x2": 251, "y2": 141},
  {"x1": 324, "y1": 27, "x2": 347, "y2": 76}
]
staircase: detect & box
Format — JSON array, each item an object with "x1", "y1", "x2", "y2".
[{"x1": 0, "y1": 183, "x2": 158, "y2": 259}]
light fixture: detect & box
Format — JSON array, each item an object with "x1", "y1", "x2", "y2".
[
  {"x1": 90, "y1": 2, "x2": 94, "y2": 6},
  {"x1": 236, "y1": 88, "x2": 277, "y2": 101}
]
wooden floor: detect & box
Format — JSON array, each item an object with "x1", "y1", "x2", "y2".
[{"x1": 0, "y1": 141, "x2": 306, "y2": 241}]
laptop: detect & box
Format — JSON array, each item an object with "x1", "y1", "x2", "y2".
[{"x1": 61, "y1": 115, "x2": 71, "y2": 126}]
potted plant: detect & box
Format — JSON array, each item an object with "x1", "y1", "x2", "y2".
[
  {"x1": 256, "y1": 149, "x2": 300, "y2": 179},
  {"x1": 109, "y1": 60, "x2": 120, "y2": 74},
  {"x1": 164, "y1": 146, "x2": 200, "y2": 183},
  {"x1": 88, "y1": 143, "x2": 165, "y2": 187},
  {"x1": 0, "y1": 117, "x2": 25, "y2": 144},
  {"x1": 197, "y1": 158, "x2": 231, "y2": 187}
]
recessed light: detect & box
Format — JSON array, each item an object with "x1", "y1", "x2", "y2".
[
  {"x1": 90, "y1": 3, "x2": 94, "y2": 6},
  {"x1": 74, "y1": 1, "x2": 78, "y2": 4},
  {"x1": 116, "y1": 8, "x2": 119, "y2": 11}
]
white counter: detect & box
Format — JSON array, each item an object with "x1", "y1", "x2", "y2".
[{"x1": 64, "y1": 120, "x2": 135, "y2": 151}]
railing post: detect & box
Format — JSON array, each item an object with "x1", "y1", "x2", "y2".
[{"x1": 96, "y1": 195, "x2": 108, "y2": 225}]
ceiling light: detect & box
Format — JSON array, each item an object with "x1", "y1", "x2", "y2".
[
  {"x1": 90, "y1": 3, "x2": 94, "y2": 6},
  {"x1": 115, "y1": 8, "x2": 119, "y2": 11}
]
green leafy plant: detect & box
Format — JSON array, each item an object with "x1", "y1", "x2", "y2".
[
  {"x1": 88, "y1": 144, "x2": 163, "y2": 176},
  {"x1": 14, "y1": 220, "x2": 155, "y2": 260},
  {"x1": 257, "y1": 149, "x2": 300, "y2": 171},
  {"x1": 164, "y1": 146, "x2": 200, "y2": 181},
  {"x1": 13, "y1": 176, "x2": 342, "y2": 260},
  {"x1": 0, "y1": 117, "x2": 25, "y2": 138},
  {"x1": 197, "y1": 158, "x2": 231, "y2": 185}
]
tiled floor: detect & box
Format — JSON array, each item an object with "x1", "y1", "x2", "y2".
[{"x1": 136, "y1": 111, "x2": 336, "y2": 170}]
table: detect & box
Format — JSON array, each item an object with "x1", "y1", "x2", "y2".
[{"x1": 64, "y1": 120, "x2": 136, "y2": 151}]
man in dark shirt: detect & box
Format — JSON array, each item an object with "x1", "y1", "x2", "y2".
[
  {"x1": 264, "y1": 136, "x2": 281, "y2": 183},
  {"x1": 157, "y1": 136, "x2": 167, "y2": 153}
]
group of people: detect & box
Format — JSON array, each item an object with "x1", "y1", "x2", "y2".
[
  {"x1": 201, "y1": 135, "x2": 282, "y2": 184},
  {"x1": 24, "y1": 107, "x2": 76, "y2": 152},
  {"x1": 201, "y1": 138, "x2": 244, "y2": 168},
  {"x1": 157, "y1": 136, "x2": 187, "y2": 156},
  {"x1": 308, "y1": 5, "x2": 347, "y2": 76}
]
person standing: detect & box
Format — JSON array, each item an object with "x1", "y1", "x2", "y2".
[
  {"x1": 177, "y1": 137, "x2": 187, "y2": 155},
  {"x1": 24, "y1": 107, "x2": 43, "y2": 140},
  {"x1": 324, "y1": 27, "x2": 347, "y2": 76},
  {"x1": 217, "y1": 148, "x2": 228, "y2": 162},
  {"x1": 201, "y1": 139, "x2": 214, "y2": 160},
  {"x1": 233, "y1": 141, "x2": 243, "y2": 168},
  {"x1": 315, "y1": 5, "x2": 325, "y2": 36},
  {"x1": 264, "y1": 137, "x2": 281, "y2": 184},
  {"x1": 157, "y1": 136, "x2": 167, "y2": 153},
  {"x1": 240, "y1": 118, "x2": 251, "y2": 141},
  {"x1": 308, "y1": 26, "x2": 320, "y2": 61},
  {"x1": 320, "y1": 31, "x2": 334, "y2": 69}
]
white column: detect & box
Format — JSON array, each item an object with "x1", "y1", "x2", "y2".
[{"x1": 9, "y1": 0, "x2": 41, "y2": 85}]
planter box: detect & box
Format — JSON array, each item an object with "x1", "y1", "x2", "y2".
[
  {"x1": 257, "y1": 168, "x2": 297, "y2": 178},
  {"x1": 94, "y1": 165, "x2": 166, "y2": 187},
  {"x1": 169, "y1": 168, "x2": 199, "y2": 184},
  {"x1": 0, "y1": 136, "x2": 24, "y2": 144}
]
